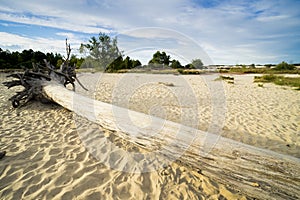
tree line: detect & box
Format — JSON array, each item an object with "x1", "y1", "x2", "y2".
[
  {"x1": 0, "y1": 48, "x2": 85, "y2": 70},
  {"x1": 0, "y1": 32, "x2": 206, "y2": 71},
  {"x1": 1, "y1": 32, "x2": 297, "y2": 72},
  {"x1": 79, "y1": 32, "x2": 206, "y2": 71}
]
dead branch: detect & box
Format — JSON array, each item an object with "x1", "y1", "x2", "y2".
[{"x1": 2, "y1": 39, "x2": 87, "y2": 108}]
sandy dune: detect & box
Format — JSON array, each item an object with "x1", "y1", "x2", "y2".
[
  {"x1": 0, "y1": 72, "x2": 299, "y2": 199},
  {"x1": 80, "y1": 73, "x2": 299, "y2": 157}
]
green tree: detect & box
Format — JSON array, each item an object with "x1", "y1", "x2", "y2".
[
  {"x1": 33, "y1": 51, "x2": 47, "y2": 64},
  {"x1": 275, "y1": 61, "x2": 295, "y2": 70},
  {"x1": 191, "y1": 59, "x2": 204, "y2": 69},
  {"x1": 148, "y1": 51, "x2": 170, "y2": 66},
  {"x1": 132, "y1": 59, "x2": 142, "y2": 68},
  {"x1": 123, "y1": 56, "x2": 132, "y2": 69},
  {"x1": 106, "y1": 56, "x2": 142, "y2": 72},
  {"x1": 170, "y1": 59, "x2": 182, "y2": 69},
  {"x1": 185, "y1": 64, "x2": 195, "y2": 69},
  {"x1": 46, "y1": 52, "x2": 63, "y2": 68},
  {"x1": 0, "y1": 49, "x2": 12, "y2": 69},
  {"x1": 264, "y1": 64, "x2": 273, "y2": 68},
  {"x1": 0, "y1": 49, "x2": 67, "y2": 69},
  {"x1": 106, "y1": 56, "x2": 123, "y2": 72},
  {"x1": 80, "y1": 32, "x2": 122, "y2": 69}
]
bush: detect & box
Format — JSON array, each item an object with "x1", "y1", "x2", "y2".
[
  {"x1": 254, "y1": 74, "x2": 277, "y2": 82},
  {"x1": 275, "y1": 61, "x2": 295, "y2": 70},
  {"x1": 177, "y1": 69, "x2": 203, "y2": 74}
]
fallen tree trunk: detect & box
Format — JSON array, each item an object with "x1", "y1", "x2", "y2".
[{"x1": 43, "y1": 82, "x2": 300, "y2": 200}]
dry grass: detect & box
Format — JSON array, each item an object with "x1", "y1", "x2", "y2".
[{"x1": 254, "y1": 74, "x2": 300, "y2": 90}]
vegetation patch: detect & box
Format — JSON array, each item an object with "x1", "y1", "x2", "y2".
[
  {"x1": 226, "y1": 62, "x2": 299, "y2": 74},
  {"x1": 215, "y1": 75, "x2": 235, "y2": 84},
  {"x1": 227, "y1": 68, "x2": 299, "y2": 74},
  {"x1": 254, "y1": 74, "x2": 300, "y2": 90},
  {"x1": 177, "y1": 69, "x2": 204, "y2": 75},
  {"x1": 220, "y1": 75, "x2": 234, "y2": 81},
  {"x1": 258, "y1": 83, "x2": 264, "y2": 87}
]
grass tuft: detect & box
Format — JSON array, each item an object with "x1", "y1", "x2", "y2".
[
  {"x1": 215, "y1": 75, "x2": 234, "y2": 84},
  {"x1": 254, "y1": 74, "x2": 300, "y2": 90}
]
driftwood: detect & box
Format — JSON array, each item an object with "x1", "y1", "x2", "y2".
[
  {"x1": 42, "y1": 83, "x2": 300, "y2": 199},
  {"x1": 3, "y1": 41, "x2": 300, "y2": 199},
  {"x1": 2, "y1": 39, "x2": 87, "y2": 108}
]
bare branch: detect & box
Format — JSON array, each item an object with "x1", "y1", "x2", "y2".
[{"x1": 2, "y1": 40, "x2": 88, "y2": 108}]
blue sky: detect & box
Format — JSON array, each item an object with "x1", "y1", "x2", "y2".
[{"x1": 0, "y1": 0, "x2": 299, "y2": 65}]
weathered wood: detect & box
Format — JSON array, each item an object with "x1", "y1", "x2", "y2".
[
  {"x1": 43, "y1": 82, "x2": 300, "y2": 200},
  {"x1": 2, "y1": 39, "x2": 87, "y2": 107}
]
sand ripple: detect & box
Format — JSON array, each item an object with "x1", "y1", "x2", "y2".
[
  {"x1": 0, "y1": 73, "x2": 246, "y2": 199},
  {"x1": 1, "y1": 72, "x2": 299, "y2": 199}
]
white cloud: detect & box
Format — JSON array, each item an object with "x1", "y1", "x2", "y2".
[
  {"x1": 117, "y1": 27, "x2": 213, "y2": 65},
  {"x1": 0, "y1": 12, "x2": 109, "y2": 34},
  {"x1": 0, "y1": 0, "x2": 299, "y2": 64},
  {"x1": 0, "y1": 32, "x2": 77, "y2": 55},
  {"x1": 55, "y1": 32, "x2": 79, "y2": 42},
  {"x1": 257, "y1": 15, "x2": 290, "y2": 22}
]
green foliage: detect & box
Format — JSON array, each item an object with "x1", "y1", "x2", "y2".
[
  {"x1": 147, "y1": 51, "x2": 185, "y2": 69},
  {"x1": 191, "y1": 59, "x2": 205, "y2": 69},
  {"x1": 228, "y1": 67, "x2": 299, "y2": 74},
  {"x1": 275, "y1": 61, "x2": 295, "y2": 70},
  {"x1": 0, "y1": 48, "x2": 66, "y2": 69},
  {"x1": 148, "y1": 51, "x2": 170, "y2": 66},
  {"x1": 184, "y1": 63, "x2": 195, "y2": 69},
  {"x1": 254, "y1": 74, "x2": 300, "y2": 89},
  {"x1": 69, "y1": 55, "x2": 84, "y2": 69},
  {"x1": 254, "y1": 74, "x2": 277, "y2": 82},
  {"x1": 105, "y1": 56, "x2": 123, "y2": 72},
  {"x1": 79, "y1": 32, "x2": 141, "y2": 72},
  {"x1": 80, "y1": 32, "x2": 122, "y2": 69},
  {"x1": 219, "y1": 75, "x2": 234, "y2": 81},
  {"x1": 215, "y1": 75, "x2": 234, "y2": 84},
  {"x1": 56, "y1": 59, "x2": 63, "y2": 68},
  {"x1": 106, "y1": 56, "x2": 141, "y2": 72},
  {"x1": 250, "y1": 63, "x2": 255, "y2": 68},
  {"x1": 274, "y1": 77, "x2": 300, "y2": 89},
  {"x1": 177, "y1": 69, "x2": 184, "y2": 74},
  {"x1": 170, "y1": 59, "x2": 182, "y2": 69},
  {"x1": 148, "y1": 51, "x2": 205, "y2": 70},
  {"x1": 258, "y1": 83, "x2": 264, "y2": 87},
  {"x1": 80, "y1": 57, "x2": 100, "y2": 69},
  {"x1": 177, "y1": 69, "x2": 204, "y2": 74},
  {"x1": 132, "y1": 59, "x2": 142, "y2": 68}
]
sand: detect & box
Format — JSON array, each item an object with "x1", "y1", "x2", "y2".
[
  {"x1": 0, "y1": 72, "x2": 299, "y2": 199},
  {"x1": 80, "y1": 73, "x2": 300, "y2": 157}
]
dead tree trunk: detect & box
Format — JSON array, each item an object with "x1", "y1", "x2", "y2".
[{"x1": 2, "y1": 39, "x2": 87, "y2": 108}]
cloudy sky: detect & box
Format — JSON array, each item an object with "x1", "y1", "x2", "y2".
[{"x1": 0, "y1": 0, "x2": 299, "y2": 65}]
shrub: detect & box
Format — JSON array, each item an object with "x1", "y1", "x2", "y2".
[
  {"x1": 254, "y1": 74, "x2": 300, "y2": 90},
  {"x1": 254, "y1": 74, "x2": 277, "y2": 82},
  {"x1": 275, "y1": 61, "x2": 295, "y2": 70}
]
